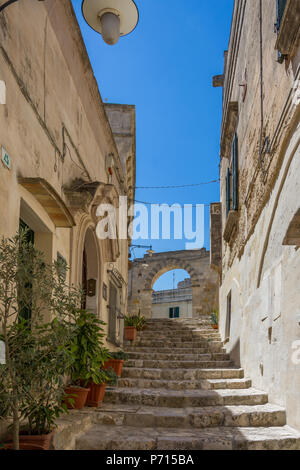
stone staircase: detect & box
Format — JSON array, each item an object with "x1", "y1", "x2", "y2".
[{"x1": 75, "y1": 318, "x2": 300, "y2": 450}]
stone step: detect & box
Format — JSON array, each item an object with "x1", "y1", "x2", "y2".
[
  {"x1": 84, "y1": 402, "x2": 287, "y2": 429},
  {"x1": 104, "y1": 387, "x2": 268, "y2": 408},
  {"x1": 125, "y1": 345, "x2": 226, "y2": 354},
  {"x1": 132, "y1": 340, "x2": 223, "y2": 349},
  {"x1": 76, "y1": 424, "x2": 300, "y2": 450},
  {"x1": 53, "y1": 412, "x2": 93, "y2": 450},
  {"x1": 139, "y1": 329, "x2": 218, "y2": 337},
  {"x1": 126, "y1": 352, "x2": 229, "y2": 361},
  {"x1": 125, "y1": 359, "x2": 234, "y2": 369},
  {"x1": 118, "y1": 377, "x2": 252, "y2": 391},
  {"x1": 122, "y1": 367, "x2": 245, "y2": 381}
]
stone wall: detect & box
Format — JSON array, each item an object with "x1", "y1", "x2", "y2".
[
  {"x1": 0, "y1": 0, "x2": 136, "y2": 348},
  {"x1": 128, "y1": 249, "x2": 218, "y2": 319},
  {"x1": 215, "y1": 0, "x2": 300, "y2": 431}
]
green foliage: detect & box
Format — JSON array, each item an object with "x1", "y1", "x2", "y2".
[
  {"x1": 0, "y1": 231, "x2": 82, "y2": 443},
  {"x1": 109, "y1": 351, "x2": 128, "y2": 361},
  {"x1": 124, "y1": 312, "x2": 146, "y2": 331},
  {"x1": 66, "y1": 309, "x2": 110, "y2": 387},
  {"x1": 102, "y1": 367, "x2": 118, "y2": 386},
  {"x1": 211, "y1": 310, "x2": 219, "y2": 325}
]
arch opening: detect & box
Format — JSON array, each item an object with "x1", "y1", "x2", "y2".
[{"x1": 152, "y1": 269, "x2": 192, "y2": 319}]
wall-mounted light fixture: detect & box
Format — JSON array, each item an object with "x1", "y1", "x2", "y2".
[
  {"x1": 81, "y1": 0, "x2": 139, "y2": 45},
  {"x1": 0, "y1": 0, "x2": 139, "y2": 47}
]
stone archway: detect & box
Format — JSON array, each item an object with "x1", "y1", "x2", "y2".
[{"x1": 128, "y1": 249, "x2": 218, "y2": 319}]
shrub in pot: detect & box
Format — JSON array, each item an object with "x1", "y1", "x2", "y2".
[
  {"x1": 103, "y1": 351, "x2": 128, "y2": 377},
  {"x1": 124, "y1": 313, "x2": 146, "y2": 341},
  {"x1": 64, "y1": 309, "x2": 111, "y2": 409},
  {"x1": 0, "y1": 231, "x2": 81, "y2": 450},
  {"x1": 211, "y1": 311, "x2": 219, "y2": 330}
]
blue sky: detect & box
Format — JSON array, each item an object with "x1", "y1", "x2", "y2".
[{"x1": 72, "y1": 0, "x2": 233, "y2": 289}]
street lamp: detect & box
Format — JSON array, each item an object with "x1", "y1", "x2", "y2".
[
  {"x1": 81, "y1": 0, "x2": 139, "y2": 45},
  {"x1": 0, "y1": 0, "x2": 139, "y2": 46}
]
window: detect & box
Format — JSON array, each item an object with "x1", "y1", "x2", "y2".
[
  {"x1": 225, "y1": 133, "x2": 239, "y2": 217},
  {"x1": 275, "y1": 0, "x2": 288, "y2": 63},
  {"x1": 276, "y1": 0, "x2": 287, "y2": 32},
  {"x1": 169, "y1": 307, "x2": 180, "y2": 319},
  {"x1": 225, "y1": 291, "x2": 232, "y2": 340}
]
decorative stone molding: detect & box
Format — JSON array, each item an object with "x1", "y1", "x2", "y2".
[
  {"x1": 220, "y1": 102, "x2": 239, "y2": 159},
  {"x1": 18, "y1": 178, "x2": 75, "y2": 228},
  {"x1": 275, "y1": 0, "x2": 300, "y2": 58},
  {"x1": 223, "y1": 210, "x2": 238, "y2": 243}
]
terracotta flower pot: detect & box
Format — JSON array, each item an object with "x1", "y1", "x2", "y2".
[
  {"x1": 103, "y1": 359, "x2": 124, "y2": 377},
  {"x1": 85, "y1": 382, "x2": 106, "y2": 408},
  {"x1": 125, "y1": 326, "x2": 137, "y2": 341},
  {"x1": 64, "y1": 386, "x2": 90, "y2": 410},
  {"x1": 4, "y1": 430, "x2": 54, "y2": 450},
  {"x1": 212, "y1": 324, "x2": 219, "y2": 330}
]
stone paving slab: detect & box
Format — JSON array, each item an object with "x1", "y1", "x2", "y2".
[
  {"x1": 104, "y1": 387, "x2": 268, "y2": 407},
  {"x1": 84, "y1": 403, "x2": 287, "y2": 429},
  {"x1": 121, "y1": 367, "x2": 245, "y2": 380},
  {"x1": 118, "y1": 377, "x2": 252, "y2": 391},
  {"x1": 75, "y1": 424, "x2": 300, "y2": 450},
  {"x1": 125, "y1": 359, "x2": 234, "y2": 370}
]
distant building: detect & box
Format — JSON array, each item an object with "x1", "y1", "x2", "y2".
[{"x1": 152, "y1": 278, "x2": 193, "y2": 319}]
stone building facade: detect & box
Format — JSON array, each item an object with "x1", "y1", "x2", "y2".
[
  {"x1": 212, "y1": 0, "x2": 300, "y2": 430},
  {"x1": 0, "y1": 1, "x2": 135, "y2": 348},
  {"x1": 152, "y1": 278, "x2": 193, "y2": 319},
  {"x1": 128, "y1": 249, "x2": 218, "y2": 319}
]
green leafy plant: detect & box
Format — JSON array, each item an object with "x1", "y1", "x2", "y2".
[
  {"x1": 124, "y1": 312, "x2": 146, "y2": 331},
  {"x1": 66, "y1": 309, "x2": 111, "y2": 387},
  {"x1": 109, "y1": 351, "x2": 128, "y2": 361},
  {"x1": 0, "y1": 231, "x2": 82, "y2": 448},
  {"x1": 102, "y1": 367, "x2": 118, "y2": 387},
  {"x1": 211, "y1": 310, "x2": 219, "y2": 325}
]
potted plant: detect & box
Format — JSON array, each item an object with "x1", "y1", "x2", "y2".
[
  {"x1": 64, "y1": 309, "x2": 111, "y2": 409},
  {"x1": 124, "y1": 312, "x2": 146, "y2": 341},
  {"x1": 211, "y1": 310, "x2": 219, "y2": 330},
  {"x1": 103, "y1": 351, "x2": 128, "y2": 377},
  {"x1": 0, "y1": 231, "x2": 81, "y2": 450},
  {"x1": 124, "y1": 315, "x2": 138, "y2": 341}
]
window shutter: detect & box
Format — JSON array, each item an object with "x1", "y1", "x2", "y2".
[
  {"x1": 276, "y1": 0, "x2": 287, "y2": 31},
  {"x1": 232, "y1": 133, "x2": 239, "y2": 211},
  {"x1": 175, "y1": 307, "x2": 180, "y2": 318},
  {"x1": 226, "y1": 168, "x2": 231, "y2": 217},
  {"x1": 169, "y1": 307, "x2": 173, "y2": 319}
]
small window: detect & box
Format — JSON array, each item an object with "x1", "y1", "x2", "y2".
[
  {"x1": 275, "y1": 0, "x2": 288, "y2": 63},
  {"x1": 225, "y1": 291, "x2": 232, "y2": 340},
  {"x1": 225, "y1": 133, "x2": 239, "y2": 217},
  {"x1": 169, "y1": 307, "x2": 180, "y2": 319},
  {"x1": 276, "y1": 0, "x2": 287, "y2": 32}
]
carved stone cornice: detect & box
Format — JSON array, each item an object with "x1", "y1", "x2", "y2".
[{"x1": 220, "y1": 102, "x2": 239, "y2": 159}]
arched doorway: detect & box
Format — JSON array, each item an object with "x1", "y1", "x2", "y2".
[
  {"x1": 152, "y1": 269, "x2": 192, "y2": 319},
  {"x1": 81, "y1": 227, "x2": 101, "y2": 316}
]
